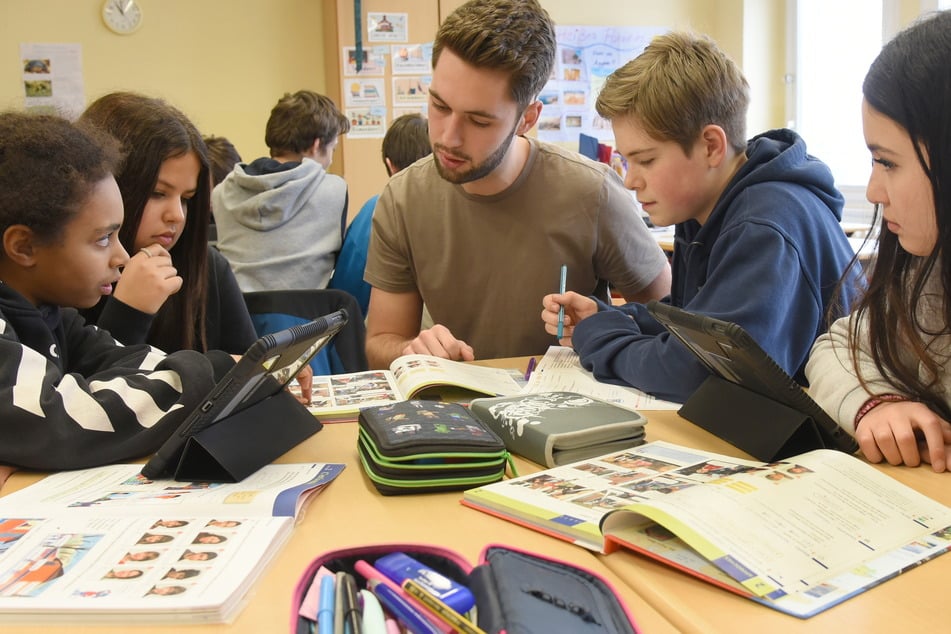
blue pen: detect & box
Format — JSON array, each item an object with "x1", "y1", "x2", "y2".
[
  {"x1": 318, "y1": 575, "x2": 335, "y2": 634},
  {"x1": 368, "y1": 579, "x2": 443, "y2": 634},
  {"x1": 557, "y1": 264, "x2": 567, "y2": 339}
]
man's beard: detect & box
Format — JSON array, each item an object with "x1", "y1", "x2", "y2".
[{"x1": 432, "y1": 121, "x2": 520, "y2": 184}]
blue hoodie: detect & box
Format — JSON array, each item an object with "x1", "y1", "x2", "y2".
[{"x1": 571, "y1": 129, "x2": 863, "y2": 403}]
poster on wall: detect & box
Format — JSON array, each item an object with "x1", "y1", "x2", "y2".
[
  {"x1": 367, "y1": 13, "x2": 408, "y2": 42},
  {"x1": 393, "y1": 105, "x2": 427, "y2": 119},
  {"x1": 342, "y1": 46, "x2": 388, "y2": 77},
  {"x1": 537, "y1": 25, "x2": 667, "y2": 143},
  {"x1": 392, "y1": 76, "x2": 431, "y2": 106},
  {"x1": 19, "y1": 43, "x2": 85, "y2": 118},
  {"x1": 391, "y1": 43, "x2": 432, "y2": 75},
  {"x1": 343, "y1": 78, "x2": 387, "y2": 108},
  {"x1": 346, "y1": 107, "x2": 387, "y2": 139}
]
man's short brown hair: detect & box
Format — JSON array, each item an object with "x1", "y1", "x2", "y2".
[{"x1": 432, "y1": 0, "x2": 555, "y2": 111}]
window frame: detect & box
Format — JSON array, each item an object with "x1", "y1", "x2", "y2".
[{"x1": 784, "y1": 0, "x2": 903, "y2": 227}]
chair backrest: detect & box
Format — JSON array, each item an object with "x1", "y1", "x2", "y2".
[{"x1": 242, "y1": 289, "x2": 368, "y2": 374}]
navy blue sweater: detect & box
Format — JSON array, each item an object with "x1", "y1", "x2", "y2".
[{"x1": 572, "y1": 129, "x2": 863, "y2": 403}]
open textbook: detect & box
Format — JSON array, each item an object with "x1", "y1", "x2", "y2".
[
  {"x1": 0, "y1": 462, "x2": 344, "y2": 624},
  {"x1": 292, "y1": 347, "x2": 677, "y2": 421},
  {"x1": 524, "y1": 346, "x2": 680, "y2": 411},
  {"x1": 290, "y1": 354, "x2": 525, "y2": 420},
  {"x1": 462, "y1": 440, "x2": 951, "y2": 618}
]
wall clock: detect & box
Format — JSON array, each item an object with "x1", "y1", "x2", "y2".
[{"x1": 102, "y1": 0, "x2": 143, "y2": 35}]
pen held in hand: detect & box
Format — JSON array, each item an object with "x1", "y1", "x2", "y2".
[{"x1": 557, "y1": 264, "x2": 567, "y2": 339}]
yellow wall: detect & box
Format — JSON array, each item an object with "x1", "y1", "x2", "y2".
[
  {"x1": 0, "y1": 0, "x2": 327, "y2": 168},
  {"x1": 0, "y1": 0, "x2": 932, "y2": 214},
  {"x1": 0, "y1": 0, "x2": 781, "y2": 215}
]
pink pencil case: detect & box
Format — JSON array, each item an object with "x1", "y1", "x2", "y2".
[{"x1": 290, "y1": 542, "x2": 640, "y2": 634}]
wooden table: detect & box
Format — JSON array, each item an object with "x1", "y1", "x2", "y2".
[
  {"x1": 0, "y1": 359, "x2": 677, "y2": 634},
  {"x1": 596, "y1": 409, "x2": 951, "y2": 634},
  {"x1": 2, "y1": 357, "x2": 947, "y2": 633}
]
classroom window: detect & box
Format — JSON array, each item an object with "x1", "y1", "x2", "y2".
[{"x1": 788, "y1": 0, "x2": 886, "y2": 225}]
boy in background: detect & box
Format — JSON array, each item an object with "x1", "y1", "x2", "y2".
[
  {"x1": 543, "y1": 31, "x2": 863, "y2": 403},
  {"x1": 330, "y1": 113, "x2": 431, "y2": 317},
  {"x1": 204, "y1": 135, "x2": 242, "y2": 188},
  {"x1": 213, "y1": 91, "x2": 350, "y2": 292}
]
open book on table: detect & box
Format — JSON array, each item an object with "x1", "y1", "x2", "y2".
[
  {"x1": 0, "y1": 462, "x2": 344, "y2": 624},
  {"x1": 524, "y1": 346, "x2": 681, "y2": 411},
  {"x1": 289, "y1": 354, "x2": 525, "y2": 421},
  {"x1": 462, "y1": 440, "x2": 951, "y2": 618}
]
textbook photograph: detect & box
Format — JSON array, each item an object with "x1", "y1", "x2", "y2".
[
  {"x1": 0, "y1": 462, "x2": 344, "y2": 623},
  {"x1": 462, "y1": 441, "x2": 951, "y2": 618},
  {"x1": 289, "y1": 354, "x2": 524, "y2": 421}
]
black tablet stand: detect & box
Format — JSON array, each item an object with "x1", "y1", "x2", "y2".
[
  {"x1": 678, "y1": 375, "x2": 825, "y2": 462},
  {"x1": 172, "y1": 390, "x2": 322, "y2": 482}
]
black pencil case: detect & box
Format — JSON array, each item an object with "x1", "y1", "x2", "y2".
[
  {"x1": 290, "y1": 543, "x2": 641, "y2": 634},
  {"x1": 357, "y1": 400, "x2": 511, "y2": 495}
]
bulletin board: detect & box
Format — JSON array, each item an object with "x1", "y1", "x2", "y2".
[
  {"x1": 340, "y1": 13, "x2": 433, "y2": 139},
  {"x1": 331, "y1": 0, "x2": 439, "y2": 218},
  {"x1": 537, "y1": 25, "x2": 667, "y2": 143}
]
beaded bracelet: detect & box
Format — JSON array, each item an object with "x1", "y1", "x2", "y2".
[{"x1": 854, "y1": 393, "x2": 906, "y2": 428}]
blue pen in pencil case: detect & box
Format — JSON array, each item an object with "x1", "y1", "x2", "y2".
[{"x1": 290, "y1": 543, "x2": 641, "y2": 634}]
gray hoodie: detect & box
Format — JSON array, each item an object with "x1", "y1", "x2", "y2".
[{"x1": 213, "y1": 157, "x2": 348, "y2": 292}]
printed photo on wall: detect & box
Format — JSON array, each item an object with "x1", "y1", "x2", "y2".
[
  {"x1": 343, "y1": 78, "x2": 386, "y2": 108},
  {"x1": 392, "y1": 76, "x2": 431, "y2": 105},
  {"x1": 20, "y1": 42, "x2": 85, "y2": 118},
  {"x1": 346, "y1": 107, "x2": 387, "y2": 139},
  {"x1": 538, "y1": 113, "x2": 563, "y2": 133},
  {"x1": 391, "y1": 43, "x2": 433, "y2": 74},
  {"x1": 367, "y1": 12, "x2": 408, "y2": 42},
  {"x1": 342, "y1": 46, "x2": 387, "y2": 77},
  {"x1": 538, "y1": 89, "x2": 560, "y2": 107},
  {"x1": 536, "y1": 25, "x2": 667, "y2": 142}
]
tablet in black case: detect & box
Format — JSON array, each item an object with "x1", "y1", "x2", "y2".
[
  {"x1": 647, "y1": 301, "x2": 858, "y2": 461},
  {"x1": 141, "y1": 309, "x2": 348, "y2": 481}
]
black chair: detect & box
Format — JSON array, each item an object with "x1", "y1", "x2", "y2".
[{"x1": 242, "y1": 289, "x2": 368, "y2": 374}]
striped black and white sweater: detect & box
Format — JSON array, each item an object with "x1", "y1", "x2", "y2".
[{"x1": 0, "y1": 283, "x2": 233, "y2": 470}]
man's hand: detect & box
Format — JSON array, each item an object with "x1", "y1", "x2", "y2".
[{"x1": 401, "y1": 324, "x2": 474, "y2": 361}]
